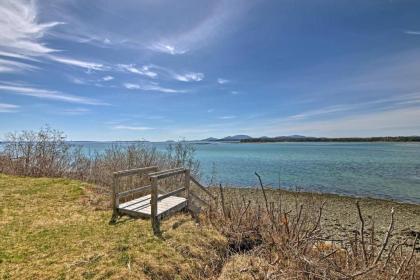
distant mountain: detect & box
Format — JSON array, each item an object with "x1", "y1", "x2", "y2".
[
  {"x1": 201, "y1": 137, "x2": 219, "y2": 141},
  {"x1": 241, "y1": 136, "x2": 420, "y2": 143},
  {"x1": 220, "y1": 135, "x2": 252, "y2": 141},
  {"x1": 288, "y1": 135, "x2": 306, "y2": 138},
  {"x1": 200, "y1": 135, "x2": 253, "y2": 141}
]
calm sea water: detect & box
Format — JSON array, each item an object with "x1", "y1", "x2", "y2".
[{"x1": 2, "y1": 141, "x2": 420, "y2": 204}]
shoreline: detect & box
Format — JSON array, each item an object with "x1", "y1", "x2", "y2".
[
  {"x1": 212, "y1": 186, "x2": 420, "y2": 241},
  {"x1": 220, "y1": 185, "x2": 420, "y2": 206}
]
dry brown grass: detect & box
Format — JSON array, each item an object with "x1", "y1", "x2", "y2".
[{"x1": 0, "y1": 174, "x2": 227, "y2": 280}]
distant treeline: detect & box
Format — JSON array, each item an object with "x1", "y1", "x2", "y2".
[{"x1": 241, "y1": 136, "x2": 420, "y2": 143}]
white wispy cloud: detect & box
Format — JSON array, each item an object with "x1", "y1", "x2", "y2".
[
  {"x1": 282, "y1": 107, "x2": 420, "y2": 136},
  {"x1": 0, "y1": 1, "x2": 108, "y2": 73},
  {"x1": 219, "y1": 115, "x2": 236, "y2": 120},
  {"x1": 123, "y1": 83, "x2": 140, "y2": 90},
  {"x1": 0, "y1": 58, "x2": 38, "y2": 73},
  {"x1": 217, "y1": 78, "x2": 229, "y2": 84},
  {"x1": 0, "y1": 0, "x2": 61, "y2": 57},
  {"x1": 147, "y1": 1, "x2": 254, "y2": 55},
  {"x1": 148, "y1": 42, "x2": 188, "y2": 55},
  {"x1": 49, "y1": 55, "x2": 107, "y2": 71},
  {"x1": 102, "y1": 75, "x2": 114, "y2": 81},
  {"x1": 60, "y1": 108, "x2": 91, "y2": 115},
  {"x1": 0, "y1": 83, "x2": 107, "y2": 105},
  {"x1": 0, "y1": 51, "x2": 38, "y2": 61},
  {"x1": 123, "y1": 82, "x2": 185, "y2": 93},
  {"x1": 231, "y1": 91, "x2": 239, "y2": 95},
  {"x1": 173, "y1": 72, "x2": 204, "y2": 82},
  {"x1": 287, "y1": 105, "x2": 353, "y2": 120},
  {"x1": 112, "y1": 125, "x2": 154, "y2": 131},
  {"x1": 286, "y1": 92, "x2": 420, "y2": 121},
  {"x1": 70, "y1": 77, "x2": 86, "y2": 85},
  {"x1": 0, "y1": 102, "x2": 19, "y2": 113},
  {"x1": 404, "y1": 30, "x2": 420, "y2": 35},
  {"x1": 145, "y1": 65, "x2": 204, "y2": 82},
  {"x1": 0, "y1": 0, "x2": 62, "y2": 72},
  {"x1": 117, "y1": 64, "x2": 157, "y2": 78}
]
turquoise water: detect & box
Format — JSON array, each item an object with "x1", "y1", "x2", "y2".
[
  {"x1": 193, "y1": 142, "x2": 420, "y2": 204},
  {"x1": 2, "y1": 141, "x2": 420, "y2": 203}
]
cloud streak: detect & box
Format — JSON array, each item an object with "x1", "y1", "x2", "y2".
[
  {"x1": 219, "y1": 115, "x2": 236, "y2": 120},
  {"x1": 49, "y1": 55, "x2": 107, "y2": 71},
  {"x1": 117, "y1": 64, "x2": 157, "y2": 78},
  {"x1": 123, "y1": 82, "x2": 185, "y2": 93},
  {"x1": 0, "y1": 58, "x2": 39, "y2": 73},
  {"x1": 112, "y1": 125, "x2": 154, "y2": 131},
  {"x1": 102, "y1": 75, "x2": 114, "y2": 81},
  {"x1": 217, "y1": 78, "x2": 229, "y2": 84},
  {"x1": 148, "y1": 43, "x2": 187, "y2": 55},
  {"x1": 0, "y1": 1, "x2": 109, "y2": 73},
  {"x1": 404, "y1": 30, "x2": 420, "y2": 35},
  {"x1": 148, "y1": 1, "x2": 254, "y2": 55},
  {"x1": 0, "y1": 0, "x2": 61, "y2": 57},
  {"x1": 0, "y1": 83, "x2": 107, "y2": 105},
  {"x1": 0, "y1": 102, "x2": 19, "y2": 113},
  {"x1": 60, "y1": 108, "x2": 91, "y2": 115},
  {"x1": 282, "y1": 107, "x2": 420, "y2": 136},
  {"x1": 173, "y1": 72, "x2": 204, "y2": 82},
  {"x1": 286, "y1": 92, "x2": 420, "y2": 121}
]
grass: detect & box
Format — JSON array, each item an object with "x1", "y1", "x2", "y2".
[{"x1": 0, "y1": 174, "x2": 227, "y2": 280}]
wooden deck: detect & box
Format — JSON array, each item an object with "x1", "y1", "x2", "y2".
[{"x1": 118, "y1": 194, "x2": 187, "y2": 219}]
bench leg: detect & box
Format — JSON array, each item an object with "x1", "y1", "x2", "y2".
[
  {"x1": 109, "y1": 210, "x2": 119, "y2": 224},
  {"x1": 152, "y1": 216, "x2": 160, "y2": 235}
]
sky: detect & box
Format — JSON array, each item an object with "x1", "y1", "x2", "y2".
[{"x1": 1, "y1": 0, "x2": 420, "y2": 141}]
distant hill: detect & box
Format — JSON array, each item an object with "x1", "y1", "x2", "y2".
[
  {"x1": 287, "y1": 135, "x2": 306, "y2": 138},
  {"x1": 200, "y1": 135, "x2": 253, "y2": 142},
  {"x1": 220, "y1": 135, "x2": 252, "y2": 141},
  {"x1": 201, "y1": 137, "x2": 219, "y2": 141},
  {"x1": 241, "y1": 136, "x2": 420, "y2": 143}
]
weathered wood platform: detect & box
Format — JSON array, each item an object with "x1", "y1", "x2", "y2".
[
  {"x1": 111, "y1": 166, "x2": 215, "y2": 235},
  {"x1": 118, "y1": 194, "x2": 187, "y2": 219}
]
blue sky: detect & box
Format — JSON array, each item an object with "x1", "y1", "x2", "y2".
[{"x1": 1, "y1": 0, "x2": 420, "y2": 141}]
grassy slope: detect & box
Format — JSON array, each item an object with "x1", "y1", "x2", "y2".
[{"x1": 0, "y1": 174, "x2": 227, "y2": 280}]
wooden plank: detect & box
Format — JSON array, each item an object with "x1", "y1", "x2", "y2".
[
  {"x1": 148, "y1": 167, "x2": 184, "y2": 177},
  {"x1": 157, "y1": 187, "x2": 185, "y2": 201},
  {"x1": 118, "y1": 195, "x2": 151, "y2": 210},
  {"x1": 117, "y1": 185, "x2": 151, "y2": 198},
  {"x1": 149, "y1": 167, "x2": 185, "y2": 179},
  {"x1": 150, "y1": 168, "x2": 186, "y2": 179},
  {"x1": 150, "y1": 177, "x2": 159, "y2": 234},
  {"x1": 184, "y1": 169, "x2": 190, "y2": 207},
  {"x1": 118, "y1": 194, "x2": 187, "y2": 218},
  {"x1": 190, "y1": 176, "x2": 216, "y2": 200},
  {"x1": 110, "y1": 175, "x2": 119, "y2": 222},
  {"x1": 157, "y1": 200, "x2": 187, "y2": 219},
  {"x1": 113, "y1": 166, "x2": 158, "y2": 178}
]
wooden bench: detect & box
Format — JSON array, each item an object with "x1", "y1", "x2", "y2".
[{"x1": 111, "y1": 166, "x2": 204, "y2": 234}]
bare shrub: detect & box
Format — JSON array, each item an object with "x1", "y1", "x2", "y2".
[
  {"x1": 0, "y1": 127, "x2": 199, "y2": 191},
  {"x1": 0, "y1": 126, "x2": 70, "y2": 177},
  {"x1": 206, "y1": 173, "x2": 420, "y2": 279}
]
